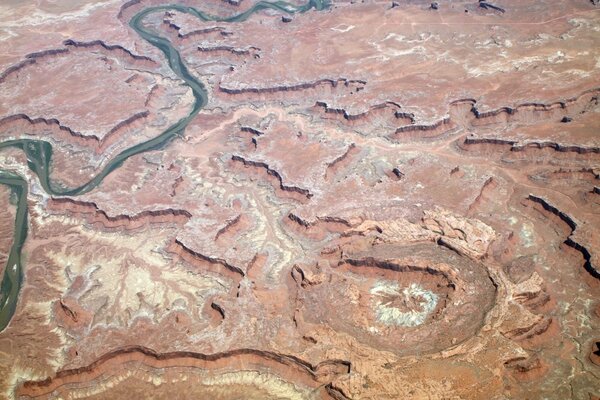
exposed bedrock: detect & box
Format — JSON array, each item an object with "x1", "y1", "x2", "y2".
[
  {"x1": 215, "y1": 78, "x2": 366, "y2": 106},
  {"x1": 504, "y1": 355, "x2": 548, "y2": 381},
  {"x1": 16, "y1": 346, "x2": 351, "y2": 400},
  {"x1": 0, "y1": 113, "x2": 88, "y2": 140},
  {"x1": 161, "y1": 13, "x2": 232, "y2": 41},
  {"x1": 206, "y1": 301, "x2": 226, "y2": 325},
  {"x1": 240, "y1": 126, "x2": 265, "y2": 137},
  {"x1": 0, "y1": 49, "x2": 68, "y2": 85},
  {"x1": 222, "y1": 0, "x2": 243, "y2": 7},
  {"x1": 292, "y1": 243, "x2": 496, "y2": 356},
  {"x1": 0, "y1": 42, "x2": 183, "y2": 143},
  {"x1": 391, "y1": 117, "x2": 456, "y2": 140},
  {"x1": 288, "y1": 207, "x2": 496, "y2": 261},
  {"x1": 324, "y1": 144, "x2": 360, "y2": 181},
  {"x1": 0, "y1": 111, "x2": 152, "y2": 154},
  {"x1": 0, "y1": 38, "x2": 155, "y2": 86},
  {"x1": 314, "y1": 101, "x2": 415, "y2": 126},
  {"x1": 463, "y1": 136, "x2": 600, "y2": 157},
  {"x1": 469, "y1": 89, "x2": 599, "y2": 126},
  {"x1": 168, "y1": 24, "x2": 230, "y2": 40},
  {"x1": 62, "y1": 39, "x2": 155, "y2": 64},
  {"x1": 220, "y1": 78, "x2": 366, "y2": 95},
  {"x1": 231, "y1": 155, "x2": 313, "y2": 200},
  {"x1": 525, "y1": 194, "x2": 600, "y2": 280},
  {"x1": 467, "y1": 176, "x2": 498, "y2": 215},
  {"x1": 463, "y1": 88, "x2": 598, "y2": 136},
  {"x1": 2, "y1": 1, "x2": 600, "y2": 399},
  {"x1": 309, "y1": 88, "x2": 599, "y2": 142},
  {"x1": 46, "y1": 198, "x2": 191, "y2": 230},
  {"x1": 285, "y1": 213, "x2": 351, "y2": 242},
  {"x1": 167, "y1": 238, "x2": 245, "y2": 282},
  {"x1": 590, "y1": 340, "x2": 600, "y2": 367},
  {"x1": 198, "y1": 45, "x2": 260, "y2": 57},
  {"x1": 529, "y1": 167, "x2": 600, "y2": 184}
]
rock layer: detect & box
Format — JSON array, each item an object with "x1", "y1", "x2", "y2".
[{"x1": 1, "y1": 0, "x2": 599, "y2": 399}]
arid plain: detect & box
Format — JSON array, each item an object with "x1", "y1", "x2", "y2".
[{"x1": 0, "y1": 0, "x2": 600, "y2": 399}]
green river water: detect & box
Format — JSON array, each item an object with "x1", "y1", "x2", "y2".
[{"x1": 0, "y1": 0, "x2": 330, "y2": 331}]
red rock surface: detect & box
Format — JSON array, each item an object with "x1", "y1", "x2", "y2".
[{"x1": 1, "y1": 0, "x2": 600, "y2": 399}]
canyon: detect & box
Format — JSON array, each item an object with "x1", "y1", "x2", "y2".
[{"x1": 0, "y1": 0, "x2": 599, "y2": 398}]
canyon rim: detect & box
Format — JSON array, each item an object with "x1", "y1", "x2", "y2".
[{"x1": 1, "y1": 0, "x2": 600, "y2": 399}]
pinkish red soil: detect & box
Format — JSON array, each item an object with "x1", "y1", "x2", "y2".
[{"x1": 1, "y1": 0, "x2": 600, "y2": 399}]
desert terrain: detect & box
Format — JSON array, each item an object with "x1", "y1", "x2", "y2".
[{"x1": 0, "y1": 0, "x2": 599, "y2": 398}]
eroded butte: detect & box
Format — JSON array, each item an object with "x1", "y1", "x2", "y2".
[{"x1": 0, "y1": 0, "x2": 599, "y2": 399}]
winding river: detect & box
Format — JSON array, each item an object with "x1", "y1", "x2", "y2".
[{"x1": 0, "y1": 0, "x2": 330, "y2": 331}]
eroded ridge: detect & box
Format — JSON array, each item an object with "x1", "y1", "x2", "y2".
[
  {"x1": 231, "y1": 155, "x2": 313, "y2": 200},
  {"x1": 526, "y1": 194, "x2": 599, "y2": 279},
  {"x1": 46, "y1": 198, "x2": 191, "y2": 230},
  {"x1": 0, "y1": 110, "x2": 152, "y2": 152},
  {"x1": 168, "y1": 238, "x2": 245, "y2": 281},
  {"x1": 464, "y1": 136, "x2": 600, "y2": 156},
  {"x1": 0, "y1": 49, "x2": 68, "y2": 85},
  {"x1": 2, "y1": 0, "x2": 600, "y2": 399},
  {"x1": 0, "y1": 114, "x2": 82, "y2": 140},
  {"x1": 16, "y1": 346, "x2": 351, "y2": 400},
  {"x1": 163, "y1": 19, "x2": 230, "y2": 40},
  {"x1": 0, "y1": 38, "x2": 156, "y2": 87},
  {"x1": 62, "y1": 39, "x2": 155, "y2": 63},
  {"x1": 220, "y1": 78, "x2": 366, "y2": 95},
  {"x1": 0, "y1": 0, "x2": 331, "y2": 336},
  {"x1": 314, "y1": 101, "x2": 414, "y2": 124},
  {"x1": 292, "y1": 243, "x2": 496, "y2": 356},
  {"x1": 469, "y1": 88, "x2": 599, "y2": 124},
  {"x1": 308, "y1": 87, "x2": 600, "y2": 142}
]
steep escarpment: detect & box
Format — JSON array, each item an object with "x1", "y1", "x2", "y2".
[
  {"x1": 17, "y1": 346, "x2": 351, "y2": 400},
  {"x1": 231, "y1": 155, "x2": 313, "y2": 200},
  {"x1": 220, "y1": 78, "x2": 365, "y2": 95},
  {"x1": 46, "y1": 198, "x2": 191, "y2": 230},
  {"x1": 167, "y1": 239, "x2": 245, "y2": 282},
  {"x1": 292, "y1": 243, "x2": 496, "y2": 356},
  {"x1": 525, "y1": 195, "x2": 599, "y2": 279},
  {"x1": 2, "y1": 1, "x2": 600, "y2": 399}
]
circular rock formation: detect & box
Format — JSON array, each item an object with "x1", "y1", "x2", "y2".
[{"x1": 293, "y1": 243, "x2": 496, "y2": 356}]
